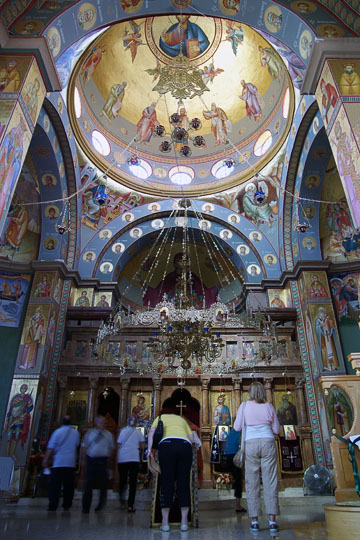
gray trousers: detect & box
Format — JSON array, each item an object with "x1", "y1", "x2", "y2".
[{"x1": 245, "y1": 438, "x2": 279, "y2": 518}]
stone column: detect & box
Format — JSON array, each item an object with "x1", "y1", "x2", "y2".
[
  {"x1": 55, "y1": 377, "x2": 68, "y2": 425},
  {"x1": 119, "y1": 378, "x2": 130, "y2": 426},
  {"x1": 87, "y1": 378, "x2": 98, "y2": 426},
  {"x1": 200, "y1": 377, "x2": 210, "y2": 427},
  {"x1": 302, "y1": 38, "x2": 360, "y2": 226},
  {"x1": 295, "y1": 377, "x2": 308, "y2": 426},
  {"x1": 153, "y1": 377, "x2": 162, "y2": 418},
  {"x1": 264, "y1": 378, "x2": 274, "y2": 404},
  {"x1": 233, "y1": 378, "x2": 242, "y2": 413}
]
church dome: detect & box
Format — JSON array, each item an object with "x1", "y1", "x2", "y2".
[{"x1": 68, "y1": 14, "x2": 294, "y2": 197}]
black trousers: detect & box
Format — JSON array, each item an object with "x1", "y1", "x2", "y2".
[
  {"x1": 118, "y1": 462, "x2": 139, "y2": 507},
  {"x1": 48, "y1": 467, "x2": 75, "y2": 511},
  {"x1": 226, "y1": 454, "x2": 243, "y2": 498},
  {"x1": 82, "y1": 456, "x2": 108, "y2": 511},
  {"x1": 158, "y1": 438, "x2": 193, "y2": 508}
]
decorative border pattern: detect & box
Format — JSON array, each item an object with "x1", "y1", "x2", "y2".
[{"x1": 290, "y1": 279, "x2": 325, "y2": 464}]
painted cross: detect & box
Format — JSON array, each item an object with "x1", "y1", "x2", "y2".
[{"x1": 176, "y1": 400, "x2": 187, "y2": 415}]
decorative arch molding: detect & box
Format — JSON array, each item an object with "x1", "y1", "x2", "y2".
[
  {"x1": 33, "y1": 1, "x2": 318, "y2": 73},
  {"x1": 280, "y1": 100, "x2": 319, "y2": 270},
  {"x1": 42, "y1": 97, "x2": 79, "y2": 268}
]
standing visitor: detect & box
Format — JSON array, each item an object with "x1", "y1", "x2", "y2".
[
  {"x1": 234, "y1": 382, "x2": 280, "y2": 532},
  {"x1": 223, "y1": 427, "x2": 246, "y2": 513},
  {"x1": 81, "y1": 415, "x2": 115, "y2": 513},
  {"x1": 117, "y1": 416, "x2": 145, "y2": 512},
  {"x1": 42, "y1": 415, "x2": 80, "y2": 511},
  {"x1": 147, "y1": 408, "x2": 196, "y2": 532}
]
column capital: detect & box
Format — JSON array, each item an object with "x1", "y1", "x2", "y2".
[
  {"x1": 152, "y1": 377, "x2": 162, "y2": 391},
  {"x1": 89, "y1": 378, "x2": 98, "y2": 390},
  {"x1": 200, "y1": 377, "x2": 210, "y2": 390},
  {"x1": 121, "y1": 378, "x2": 130, "y2": 390},
  {"x1": 58, "y1": 376, "x2": 68, "y2": 389},
  {"x1": 302, "y1": 38, "x2": 360, "y2": 95},
  {"x1": 295, "y1": 377, "x2": 305, "y2": 389},
  {"x1": 233, "y1": 378, "x2": 242, "y2": 390}
]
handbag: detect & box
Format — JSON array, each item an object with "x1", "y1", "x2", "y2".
[
  {"x1": 233, "y1": 402, "x2": 246, "y2": 468},
  {"x1": 148, "y1": 453, "x2": 161, "y2": 475},
  {"x1": 152, "y1": 415, "x2": 163, "y2": 450}
]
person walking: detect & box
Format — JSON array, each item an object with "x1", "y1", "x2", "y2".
[
  {"x1": 223, "y1": 427, "x2": 246, "y2": 513},
  {"x1": 117, "y1": 416, "x2": 145, "y2": 512},
  {"x1": 147, "y1": 408, "x2": 196, "y2": 532},
  {"x1": 81, "y1": 415, "x2": 115, "y2": 513},
  {"x1": 42, "y1": 415, "x2": 80, "y2": 511},
  {"x1": 234, "y1": 382, "x2": 280, "y2": 532}
]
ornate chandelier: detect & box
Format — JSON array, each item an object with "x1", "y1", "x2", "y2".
[{"x1": 95, "y1": 200, "x2": 279, "y2": 376}]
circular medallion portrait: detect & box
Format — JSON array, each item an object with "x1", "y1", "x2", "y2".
[
  {"x1": 219, "y1": 0, "x2": 241, "y2": 15},
  {"x1": 44, "y1": 237, "x2": 58, "y2": 250},
  {"x1": 291, "y1": 1, "x2": 317, "y2": 13},
  {"x1": 130, "y1": 227, "x2": 143, "y2": 238},
  {"x1": 122, "y1": 212, "x2": 134, "y2": 223},
  {"x1": 264, "y1": 253, "x2": 277, "y2": 265},
  {"x1": 78, "y1": 3, "x2": 97, "y2": 31},
  {"x1": 302, "y1": 236, "x2": 316, "y2": 250},
  {"x1": 15, "y1": 19, "x2": 44, "y2": 35},
  {"x1": 42, "y1": 173, "x2": 57, "y2": 187},
  {"x1": 302, "y1": 205, "x2": 316, "y2": 219},
  {"x1": 45, "y1": 205, "x2": 59, "y2": 220},
  {"x1": 148, "y1": 202, "x2": 161, "y2": 212},
  {"x1": 228, "y1": 213, "x2": 240, "y2": 224},
  {"x1": 47, "y1": 27, "x2": 61, "y2": 57},
  {"x1": 120, "y1": 0, "x2": 143, "y2": 13},
  {"x1": 83, "y1": 250, "x2": 96, "y2": 261},
  {"x1": 199, "y1": 219, "x2": 211, "y2": 230},
  {"x1": 247, "y1": 263, "x2": 261, "y2": 276},
  {"x1": 151, "y1": 218, "x2": 164, "y2": 229},
  {"x1": 112, "y1": 242, "x2": 125, "y2": 254},
  {"x1": 202, "y1": 203, "x2": 214, "y2": 213},
  {"x1": 99, "y1": 228, "x2": 112, "y2": 239},
  {"x1": 264, "y1": 5, "x2": 283, "y2": 33},
  {"x1": 220, "y1": 229, "x2": 233, "y2": 240},
  {"x1": 100, "y1": 262, "x2": 114, "y2": 274},
  {"x1": 305, "y1": 174, "x2": 320, "y2": 188},
  {"x1": 236, "y1": 244, "x2": 250, "y2": 255},
  {"x1": 249, "y1": 230, "x2": 262, "y2": 242},
  {"x1": 299, "y1": 30, "x2": 312, "y2": 59}
]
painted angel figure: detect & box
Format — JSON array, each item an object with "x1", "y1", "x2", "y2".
[
  {"x1": 145, "y1": 59, "x2": 162, "y2": 83},
  {"x1": 224, "y1": 21, "x2": 244, "y2": 56},
  {"x1": 122, "y1": 20, "x2": 144, "y2": 63},
  {"x1": 200, "y1": 63, "x2": 224, "y2": 85},
  {"x1": 258, "y1": 45, "x2": 283, "y2": 81}
]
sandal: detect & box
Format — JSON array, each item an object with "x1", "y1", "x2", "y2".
[
  {"x1": 236, "y1": 507, "x2": 247, "y2": 513},
  {"x1": 128, "y1": 507, "x2": 136, "y2": 513}
]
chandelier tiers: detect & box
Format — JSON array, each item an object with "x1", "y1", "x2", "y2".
[{"x1": 134, "y1": 294, "x2": 227, "y2": 368}]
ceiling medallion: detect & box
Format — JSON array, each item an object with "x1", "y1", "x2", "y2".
[{"x1": 152, "y1": 52, "x2": 210, "y2": 100}]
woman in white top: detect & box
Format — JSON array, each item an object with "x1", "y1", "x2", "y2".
[
  {"x1": 117, "y1": 417, "x2": 145, "y2": 512},
  {"x1": 234, "y1": 381, "x2": 280, "y2": 532}
]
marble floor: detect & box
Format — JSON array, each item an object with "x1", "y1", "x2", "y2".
[{"x1": 0, "y1": 489, "x2": 333, "y2": 540}]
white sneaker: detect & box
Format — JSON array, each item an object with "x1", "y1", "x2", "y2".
[
  {"x1": 181, "y1": 524, "x2": 189, "y2": 531},
  {"x1": 160, "y1": 525, "x2": 170, "y2": 532}
]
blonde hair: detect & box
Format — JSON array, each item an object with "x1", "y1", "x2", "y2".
[{"x1": 249, "y1": 382, "x2": 266, "y2": 404}]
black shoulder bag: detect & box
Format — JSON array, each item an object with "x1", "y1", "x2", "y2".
[{"x1": 152, "y1": 415, "x2": 163, "y2": 450}]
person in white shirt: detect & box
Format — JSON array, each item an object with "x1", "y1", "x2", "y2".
[
  {"x1": 117, "y1": 416, "x2": 145, "y2": 512},
  {"x1": 42, "y1": 415, "x2": 80, "y2": 511},
  {"x1": 81, "y1": 415, "x2": 115, "y2": 513}
]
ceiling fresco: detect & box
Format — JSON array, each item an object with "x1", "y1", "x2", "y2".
[{"x1": 68, "y1": 15, "x2": 294, "y2": 196}]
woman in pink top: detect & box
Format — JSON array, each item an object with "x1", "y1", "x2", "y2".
[{"x1": 234, "y1": 381, "x2": 280, "y2": 533}]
